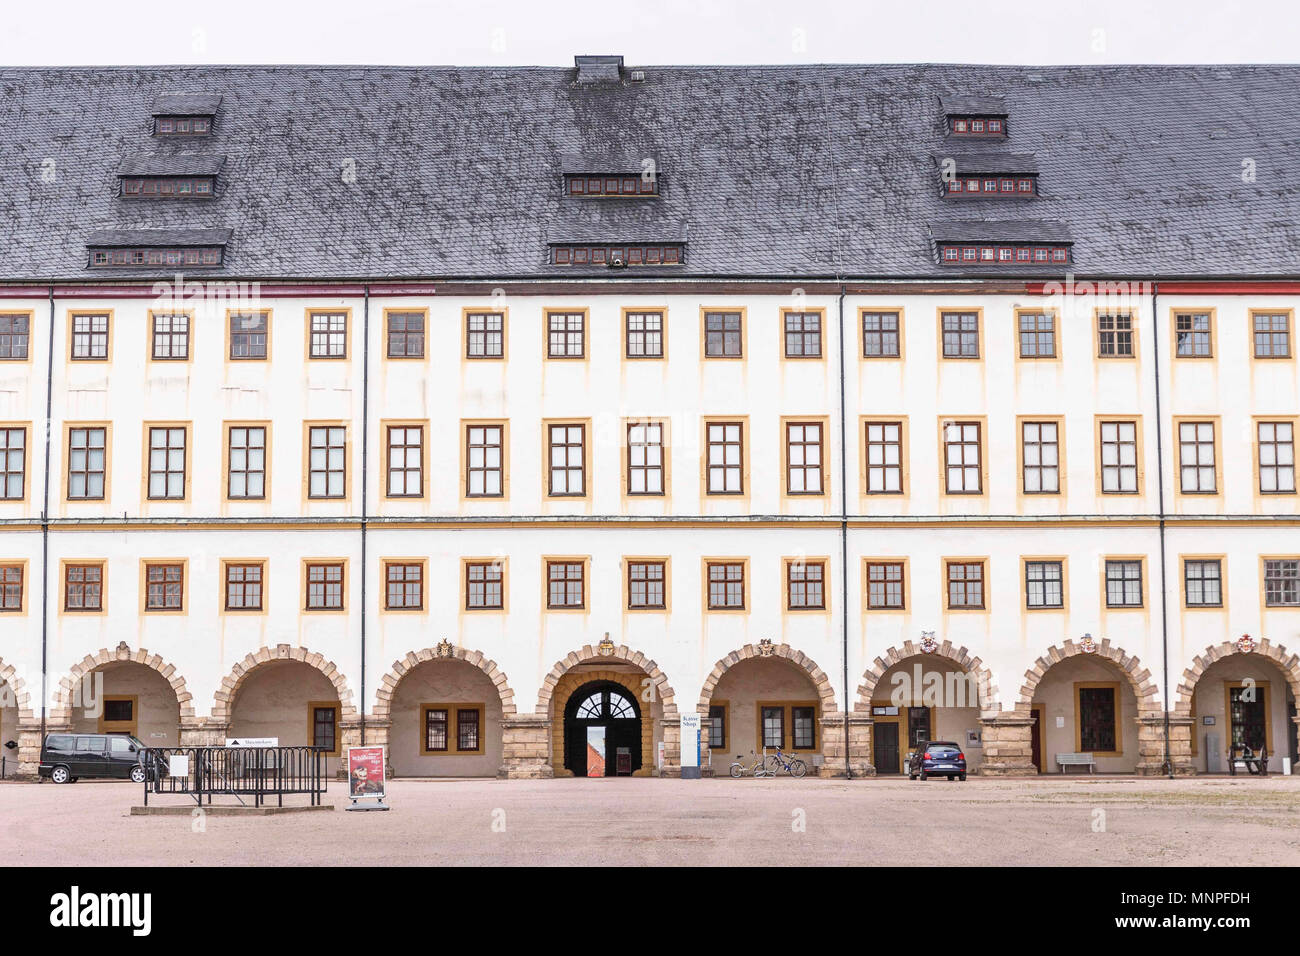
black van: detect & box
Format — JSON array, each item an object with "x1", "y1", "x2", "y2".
[{"x1": 39, "y1": 733, "x2": 151, "y2": 784}]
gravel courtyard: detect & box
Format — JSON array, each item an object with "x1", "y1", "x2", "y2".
[{"x1": 4, "y1": 775, "x2": 1299, "y2": 867}]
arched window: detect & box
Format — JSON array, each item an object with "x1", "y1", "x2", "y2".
[{"x1": 574, "y1": 688, "x2": 637, "y2": 720}]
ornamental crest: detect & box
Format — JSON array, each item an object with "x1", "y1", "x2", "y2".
[{"x1": 1236, "y1": 633, "x2": 1256, "y2": 654}]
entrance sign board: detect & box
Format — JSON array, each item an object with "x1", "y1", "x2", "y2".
[
  {"x1": 680, "y1": 714, "x2": 701, "y2": 779},
  {"x1": 346, "y1": 746, "x2": 390, "y2": 811},
  {"x1": 226, "y1": 737, "x2": 278, "y2": 747}
]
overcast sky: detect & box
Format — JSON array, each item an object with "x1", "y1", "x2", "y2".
[{"x1": 2, "y1": 0, "x2": 1297, "y2": 67}]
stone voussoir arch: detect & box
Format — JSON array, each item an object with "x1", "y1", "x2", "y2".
[
  {"x1": 855, "y1": 639, "x2": 1000, "y2": 715},
  {"x1": 1017, "y1": 638, "x2": 1161, "y2": 716},
  {"x1": 1175, "y1": 638, "x2": 1300, "y2": 714},
  {"x1": 537, "y1": 643, "x2": 678, "y2": 718},
  {"x1": 697, "y1": 641, "x2": 838, "y2": 715},
  {"x1": 373, "y1": 644, "x2": 517, "y2": 720},
  {"x1": 51, "y1": 641, "x2": 195, "y2": 723},
  {"x1": 0, "y1": 655, "x2": 35, "y2": 721},
  {"x1": 212, "y1": 644, "x2": 357, "y2": 723}
]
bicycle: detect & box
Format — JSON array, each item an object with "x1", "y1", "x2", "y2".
[
  {"x1": 729, "y1": 749, "x2": 776, "y2": 778},
  {"x1": 767, "y1": 746, "x2": 809, "y2": 778}
]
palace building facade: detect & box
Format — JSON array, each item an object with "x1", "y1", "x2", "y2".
[{"x1": 1, "y1": 59, "x2": 1298, "y2": 779}]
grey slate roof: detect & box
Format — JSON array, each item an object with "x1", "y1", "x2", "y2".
[
  {"x1": 940, "y1": 94, "x2": 1008, "y2": 115},
  {"x1": 151, "y1": 93, "x2": 222, "y2": 115},
  {"x1": 942, "y1": 152, "x2": 1039, "y2": 176},
  {"x1": 2, "y1": 63, "x2": 1300, "y2": 281},
  {"x1": 86, "y1": 228, "x2": 232, "y2": 247},
  {"x1": 117, "y1": 154, "x2": 227, "y2": 177}
]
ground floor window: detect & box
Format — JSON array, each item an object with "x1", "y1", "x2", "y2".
[
  {"x1": 758, "y1": 702, "x2": 818, "y2": 751},
  {"x1": 310, "y1": 702, "x2": 338, "y2": 755},
  {"x1": 707, "y1": 703, "x2": 728, "y2": 750},
  {"x1": 421, "y1": 703, "x2": 486, "y2": 755},
  {"x1": 1077, "y1": 683, "x2": 1118, "y2": 754}
]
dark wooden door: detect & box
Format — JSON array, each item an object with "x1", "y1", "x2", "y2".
[
  {"x1": 874, "y1": 722, "x2": 900, "y2": 774},
  {"x1": 1030, "y1": 709, "x2": 1043, "y2": 773}
]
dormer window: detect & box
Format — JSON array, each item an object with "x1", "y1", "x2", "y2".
[
  {"x1": 551, "y1": 243, "x2": 683, "y2": 266},
  {"x1": 121, "y1": 177, "x2": 215, "y2": 198},
  {"x1": 566, "y1": 174, "x2": 657, "y2": 197},
  {"x1": 86, "y1": 228, "x2": 231, "y2": 270},
  {"x1": 155, "y1": 116, "x2": 211, "y2": 135},
  {"x1": 938, "y1": 243, "x2": 1068, "y2": 265},
  {"x1": 950, "y1": 116, "x2": 1005, "y2": 136},
  {"x1": 150, "y1": 93, "x2": 221, "y2": 136},
  {"x1": 940, "y1": 153, "x2": 1038, "y2": 198}
]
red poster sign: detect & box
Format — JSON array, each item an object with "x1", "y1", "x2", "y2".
[{"x1": 346, "y1": 746, "x2": 386, "y2": 800}]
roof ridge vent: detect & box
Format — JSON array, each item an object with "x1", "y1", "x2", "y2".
[{"x1": 575, "y1": 54, "x2": 624, "y2": 84}]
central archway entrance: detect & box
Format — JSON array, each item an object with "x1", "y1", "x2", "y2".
[{"x1": 563, "y1": 680, "x2": 641, "y2": 777}]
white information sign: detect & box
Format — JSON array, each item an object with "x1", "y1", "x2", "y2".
[{"x1": 225, "y1": 737, "x2": 279, "y2": 747}]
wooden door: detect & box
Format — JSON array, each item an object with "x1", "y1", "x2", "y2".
[{"x1": 874, "y1": 721, "x2": 900, "y2": 774}]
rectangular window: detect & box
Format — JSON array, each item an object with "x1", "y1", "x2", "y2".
[
  {"x1": 625, "y1": 311, "x2": 663, "y2": 358},
  {"x1": 627, "y1": 561, "x2": 666, "y2": 609},
  {"x1": 626, "y1": 422, "x2": 664, "y2": 495},
  {"x1": 1021, "y1": 421, "x2": 1060, "y2": 494},
  {"x1": 704, "y1": 311, "x2": 742, "y2": 357},
  {"x1": 0, "y1": 565, "x2": 23, "y2": 612},
  {"x1": 1105, "y1": 560, "x2": 1143, "y2": 607},
  {"x1": 305, "y1": 563, "x2": 344, "y2": 610},
  {"x1": 787, "y1": 561, "x2": 825, "y2": 610},
  {"x1": 866, "y1": 562, "x2": 905, "y2": 609},
  {"x1": 707, "y1": 562, "x2": 745, "y2": 610},
  {"x1": 1099, "y1": 421, "x2": 1139, "y2": 493},
  {"x1": 147, "y1": 426, "x2": 187, "y2": 499},
  {"x1": 706, "y1": 422, "x2": 744, "y2": 494},
  {"x1": 0, "y1": 428, "x2": 25, "y2": 500},
  {"x1": 1025, "y1": 561, "x2": 1063, "y2": 609},
  {"x1": 229, "y1": 312, "x2": 268, "y2": 360},
  {"x1": 946, "y1": 561, "x2": 985, "y2": 609},
  {"x1": 308, "y1": 426, "x2": 347, "y2": 499},
  {"x1": 224, "y1": 563, "x2": 263, "y2": 611},
  {"x1": 467, "y1": 312, "x2": 504, "y2": 358},
  {"x1": 792, "y1": 706, "x2": 816, "y2": 750},
  {"x1": 941, "y1": 312, "x2": 979, "y2": 358},
  {"x1": 386, "y1": 311, "x2": 425, "y2": 358},
  {"x1": 1184, "y1": 559, "x2": 1222, "y2": 607},
  {"x1": 1263, "y1": 559, "x2": 1299, "y2": 607},
  {"x1": 862, "y1": 311, "x2": 900, "y2": 357},
  {"x1": 466, "y1": 424, "x2": 504, "y2": 497},
  {"x1": 1175, "y1": 312, "x2": 1212, "y2": 357},
  {"x1": 547, "y1": 561, "x2": 585, "y2": 609},
  {"x1": 707, "y1": 705, "x2": 727, "y2": 749},
  {"x1": 0, "y1": 314, "x2": 30, "y2": 360},
  {"x1": 67, "y1": 427, "x2": 107, "y2": 500},
  {"x1": 1178, "y1": 421, "x2": 1216, "y2": 493},
  {"x1": 943, "y1": 421, "x2": 982, "y2": 494},
  {"x1": 64, "y1": 563, "x2": 102, "y2": 611},
  {"x1": 1097, "y1": 313, "x2": 1134, "y2": 357},
  {"x1": 150, "y1": 313, "x2": 189, "y2": 360},
  {"x1": 1018, "y1": 312, "x2": 1056, "y2": 358},
  {"x1": 384, "y1": 562, "x2": 423, "y2": 610},
  {"x1": 784, "y1": 311, "x2": 822, "y2": 357},
  {"x1": 547, "y1": 312, "x2": 584, "y2": 358},
  {"x1": 309, "y1": 312, "x2": 347, "y2": 358},
  {"x1": 71, "y1": 314, "x2": 109, "y2": 360},
  {"x1": 865, "y1": 422, "x2": 903, "y2": 494},
  {"x1": 1253, "y1": 312, "x2": 1291, "y2": 358},
  {"x1": 761, "y1": 706, "x2": 784, "y2": 749},
  {"x1": 227, "y1": 426, "x2": 266, "y2": 499},
  {"x1": 457, "y1": 708, "x2": 481, "y2": 752},
  {"x1": 465, "y1": 561, "x2": 504, "y2": 609},
  {"x1": 547, "y1": 424, "x2": 586, "y2": 496},
  {"x1": 1258, "y1": 422, "x2": 1296, "y2": 494},
  {"x1": 785, "y1": 422, "x2": 823, "y2": 495},
  {"x1": 145, "y1": 563, "x2": 184, "y2": 611},
  {"x1": 424, "y1": 708, "x2": 448, "y2": 752},
  {"x1": 312, "y1": 705, "x2": 337, "y2": 753},
  {"x1": 385, "y1": 425, "x2": 423, "y2": 497},
  {"x1": 1078, "y1": 686, "x2": 1117, "y2": 753}
]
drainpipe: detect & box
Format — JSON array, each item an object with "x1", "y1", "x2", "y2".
[
  {"x1": 359, "y1": 285, "x2": 370, "y2": 745},
  {"x1": 836, "y1": 284, "x2": 851, "y2": 778},
  {"x1": 1149, "y1": 280, "x2": 1173, "y2": 778},
  {"x1": 39, "y1": 286, "x2": 55, "y2": 743}
]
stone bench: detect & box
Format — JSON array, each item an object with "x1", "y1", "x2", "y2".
[{"x1": 1055, "y1": 752, "x2": 1096, "y2": 774}]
